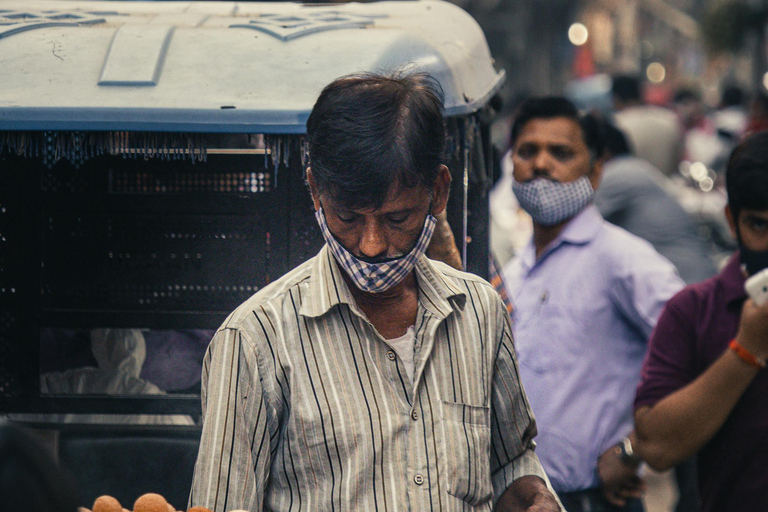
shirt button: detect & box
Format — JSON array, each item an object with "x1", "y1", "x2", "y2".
[
  {"x1": 387, "y1": 351, "x2": 396, "y2": 361},
  {"x1": 411, "y1": 410, "x2": 418, "y2": 421},
  {"x1": 414, "y1": 474, "x2": 424, "y2": 485}
]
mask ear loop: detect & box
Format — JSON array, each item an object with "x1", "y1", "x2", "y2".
[
  {"x1": 315, "y1": 204, "x2": 348, "y2": 252},
  {"x1": 732, "y1": 217, "x2": 768, "y2": 277},
  {"x1": 394, "y1": 199, "x2": 436, "y2": 261}
]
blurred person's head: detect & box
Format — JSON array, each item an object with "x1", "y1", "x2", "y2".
[
  {"x1": 673, "y1": 88, "x2": 698, "y2": 104},
  {"x1": 509, "y1": 96, "x2": 605, "y2": 227},
  {"x1": 90, "y1": 328, "x2": 146, "y2": 377},
  {"x1": 725, "y1": 131, "x2": 768, "y2": 275},
  {"x1": 673, "y1": 88, "x2": 705, "y2": 129},
  {"x1": 305, "y1": 71, "x2": 451, "y2": 292},
  {"x1": 612, "y1": 74, "x2": 643, "y2": 110},
  {"x1": 721, "y1": 85, "x2": 745, "y2": 109},
  {"x1": 603, "y1": 122, "x2": 633, "y2": 159},
  {"x1": 715, "y1": 85, "x2": 748, "y2": 140},
  {"x1": 746, "y1": 91, "x2": 768, "y2": 135}
]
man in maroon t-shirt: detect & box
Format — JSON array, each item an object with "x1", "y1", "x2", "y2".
[{"x1": 631, "y1": 132, "x2": 768, "y2": 512}]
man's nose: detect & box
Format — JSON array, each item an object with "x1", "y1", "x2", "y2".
[
  {"x1": 532, "y1": 151, "x2": 551, "y2": 175},
  {"x1": 358, "y1": 219, "x2": 388, "y2": 258}
]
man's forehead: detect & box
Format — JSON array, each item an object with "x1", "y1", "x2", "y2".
[
  {"x1": 516, "y1": 116, "x2": 585, "y2": 145},
  {"x1": 326, "y1": 182, "x2": 430, "y2": 213}
]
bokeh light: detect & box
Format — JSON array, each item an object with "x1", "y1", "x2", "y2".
[
  {"x1": 568, "y1": 23, "x2": 589, "y2": 46},
  {"x1": 646, "y1": 62, "x2": 666, "y2": 83},
  {"x1": 689, "y1": 162, "x2": 708, "y2": 181},
  {"x1": 641, "y1": 41, "x2": 654, "y2": 59}
]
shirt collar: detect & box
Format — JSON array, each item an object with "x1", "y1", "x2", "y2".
[
  {"x1": 520, "y1": 203, "x2": 603, "y2": 271},
  {"x1": 300, "y1": 245, "x2": 466, "y2": 319},
  {"x1": 300, "y1": 245, "x2": 356, "y2": 318},
  {"x1": 413, "y1": 254, "x2": 467, "y2": 317},
  {"x1": 721, "y1": 251, "x2": 748, "y2": 306}
]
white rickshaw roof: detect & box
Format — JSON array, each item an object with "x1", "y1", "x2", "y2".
[{"x1": 0, "y1": 0, "x2": 504, "y2": 133}]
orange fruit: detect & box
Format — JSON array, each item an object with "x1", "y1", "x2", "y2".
[
  {"x1": 134, "y1": 493, "x2": 168, "y2": 512},
  {"x1": 92, "y1": 495, "x2": 122, "y2": 512}
]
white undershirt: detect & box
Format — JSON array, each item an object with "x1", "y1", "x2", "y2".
[{"x1": 386, "y1": 326, "x2": 416, "y2": 384}]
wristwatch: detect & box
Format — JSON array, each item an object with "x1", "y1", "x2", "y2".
[{"x1": 616, "y1": 436, "x2": 641, "y2": 466}]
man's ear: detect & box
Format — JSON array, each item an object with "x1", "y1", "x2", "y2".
[
  {"x1": 725, "y1": 204, "x2": 738, "y2": 239},
  {"x1": 431, "y1": 165, "x2": 452, "y2": 216},
  {"x1": 306, "y1": 168, "x2": 322, "y2": 211}
]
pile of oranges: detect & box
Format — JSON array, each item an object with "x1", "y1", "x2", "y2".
[{"x1": 80, "y1": 493, "x2": 248, "y2": 512}]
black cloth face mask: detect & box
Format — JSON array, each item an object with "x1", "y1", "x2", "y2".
[{"x1": 739, "y1": 243, "x2": 768, "y2": 276}]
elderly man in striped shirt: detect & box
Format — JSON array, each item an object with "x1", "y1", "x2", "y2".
[{"x1": 189, "y1": 72, "x2": 561, "y2": 512}]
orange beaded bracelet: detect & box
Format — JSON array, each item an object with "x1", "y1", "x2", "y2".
[{"x1": 729, "y1": 339, "x2": 766, "y2": 369}]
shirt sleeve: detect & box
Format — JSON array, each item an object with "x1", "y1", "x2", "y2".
[
  {"x1": 635, "y1": 289, "x2": 699, "y2": 409},
  {"x1": 609, "y1": 237, "x2": 686, "y2": 338},
  {"x1": 189, "y1": 327, "x2": 276, "y2": 512},
  {"x1": 489, "y1": 300, "x2": 561, "y2": 507}
]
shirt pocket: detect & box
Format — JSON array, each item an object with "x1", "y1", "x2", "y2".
[{"x1": 441, "y1": 400, "x2": 493, "y2": 506}]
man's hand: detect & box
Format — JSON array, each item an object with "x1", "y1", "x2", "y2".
[
  {"x1": 634, "y1": 298, "x2": 768, "y2": 472},
  {"x1": 597, "y1": 444, "x2": 645, "y2": 507},
  {"x1": 495, "y1": 475, "x2": 561, "y2": 511},
  {"x1": 426, "y1": 210, "x2": 463, "y2": 270}
]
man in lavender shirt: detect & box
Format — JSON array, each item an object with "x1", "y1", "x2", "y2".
[
  {"x1": 633, "y1": 132, "x2": 768, "y2": 512},
  {"x1": 502, "y1": 97, "x2": 685, "y2": 511}
]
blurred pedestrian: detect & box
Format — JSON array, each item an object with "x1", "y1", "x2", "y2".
[
  {"x1": 672, "y1": 88, "x2": 728, "y2": 171},
  {"x1": 745, "y1": 90, "x2": 768, "y2": 135},
  {"x1": 502, "y1": 97, "x2": 685, "y2": 512},
  {"x1": 594, "y1": 122, "x2": 717, "y2": 284},
  {"x1": 713, "y1": 85, "x2": 747, "y2": 142},
  {"x1": 612, "y1": 74, "x2": 684, "y2": 177},
  {"x1": 633, "y1": 131, "x2": 768, "y2": 512}
]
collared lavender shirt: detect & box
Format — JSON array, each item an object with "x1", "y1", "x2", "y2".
[{"x1": 502, "y1": 204, "x2": 684, "y2": 492}]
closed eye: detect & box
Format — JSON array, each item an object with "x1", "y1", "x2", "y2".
[
  {"x1": 336, "y1": 212, "x2": 359, "y2": 224},
  {"x1": 386, "y1": 215, "x2": 409, "y2": 225}
]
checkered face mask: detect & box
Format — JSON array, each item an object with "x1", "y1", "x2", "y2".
[
  {"x1": 315, "y1": 207, "x2": 437, "y2": 293},
  {"x1": 512, "y1": 176, "x2": 594, "y2": 226}
]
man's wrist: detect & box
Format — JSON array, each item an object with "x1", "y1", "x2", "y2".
[
  {"x1": 729, "y1": 338, "x2": 767, "y2": 370},
  {"x1": 615, "y1": 436, "x2": 641, "y2": 467},
  {"x1": 497, "y1": 475, "x2": 560, "y2": 512}
]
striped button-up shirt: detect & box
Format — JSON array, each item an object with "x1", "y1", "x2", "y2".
[{"x1": 190, "y1": 245, "x2": 551, "y2": 511}]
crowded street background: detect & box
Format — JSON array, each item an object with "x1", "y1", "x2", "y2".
[{"x1": 475, "y1": 2, "x2": 768, "y2": 510}]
